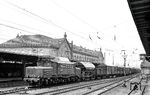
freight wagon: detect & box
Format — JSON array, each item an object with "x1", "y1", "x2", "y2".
[
  {"x1": 76, "y1": 62, "x2": 95, "y2": 80},
  {"x1": 24, "y1": 57, "x2": 140, "y2": 86}
]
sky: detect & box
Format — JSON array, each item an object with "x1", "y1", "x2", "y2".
[{"x1": 0, "y1": 0, "x2": 145, "y2": 55}]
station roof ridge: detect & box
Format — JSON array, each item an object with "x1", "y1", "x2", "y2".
[{"x1": 0, "y1": 34, "x2": 65, "y2": 48}]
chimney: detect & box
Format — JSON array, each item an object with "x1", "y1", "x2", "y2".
[
  {"x1": 16, "y1": 33, "x2": 19, "y2": 38},
  {"x1": 100, "y1": 48, "x2": 102, "y2": 52},
  {"x1": 64, "y1": 32, "x2": 67, "y2": 39}
]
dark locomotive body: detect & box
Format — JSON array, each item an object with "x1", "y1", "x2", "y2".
[
  {"x1": 24, "y1": 57, "x2": 140, "y2": 86},
  {"x1": 24, "y1": 57, "x2": 81, "y2": 86}
]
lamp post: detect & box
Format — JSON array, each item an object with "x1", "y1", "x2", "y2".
[{"x1": 121, "y1": 50, "x2": 127, "y2": 76}]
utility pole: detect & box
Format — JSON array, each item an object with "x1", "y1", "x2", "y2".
[{"x1": 121, "y1": 50, "x2": 127, "y2": 76}]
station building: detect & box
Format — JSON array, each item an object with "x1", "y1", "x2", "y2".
[{"x1": 0, "y1": 33, "x2": 104, "y2": 79}]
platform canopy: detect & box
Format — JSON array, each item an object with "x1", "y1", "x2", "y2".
[
  {"x1": 127, "y1": 0, "x2": 150, "y2": 55},
  {"x1": 0, "y1": 51, "x2": 38, "y2": 63},
  {"x1": 80, "y1": 62, "x2": 95, "y2": 69}
]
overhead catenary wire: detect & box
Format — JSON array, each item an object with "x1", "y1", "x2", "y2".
[
  {"x1": 3, "y1": 0, "x2": 102, "y2": 42},
  {"x1": 0, "y1": 19, "x2": 55, "y2": 36},
  {"x1": 50, "y1": 0, "x2": 107, "y2": 41},
  {"x1": 0, "y1": 20, "x2": 96, "y2": 47},
  {"x1": 50, "y1": 0, "x2": 105, "y2": 36},
  {"x1": 3, "y1": 0, "x2": 126, "y2": 49},
  {"x1": 0, "y1": 0, "x2": 143, "y2": 56},
  {"x1": 3, "y1": 0, "x2": 102, "y2": 48},
  {"x1": 0, "y1": 23, "x2": 35, "y2": 35},
  {"x1": 1, "y1": 0, "x2": 126, "y2": 50},
  {"x1": 50, "y1": 0, "x2": 130, "y2": 41},
  {"x1": 3, "y1": 0, "x2": 90, "y2": 41}
]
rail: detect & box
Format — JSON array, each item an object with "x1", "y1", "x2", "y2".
[
  {"x1": 0, "y1": 77, "x2": 116, "y2": 95},
  {"x1": 35, "y1": 74, "x2": 137, "y2": 95},
  {"x1": 35, "y1": 77, "x2": 119, "y2": 95},
  {"x1": 83, "y1": 74, "x2": 137, "y2": 95},
  {"x1": 141, "y1": 75, "x2": 149, "y2": 95},
  {"x1": 0, "y1": 74, "x2": 138, "y2": 95}
]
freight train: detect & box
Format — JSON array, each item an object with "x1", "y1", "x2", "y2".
[{"x1": 24, "y1": 57, "x2": 140, "y2": 86}]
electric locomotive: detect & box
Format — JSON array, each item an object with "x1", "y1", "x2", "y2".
[{"x1": 24, "y1": 57, "x2": 81, "y2": 86}]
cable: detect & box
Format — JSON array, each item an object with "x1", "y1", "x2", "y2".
[
  {"x1": 0, "y1": 19, "x2": 55, "y2": 36},
  {"x1": 50, "y1": 0, "x2": 105, "y2": 36},
  {"x1": 0, "y1": 23, "x2": 35, "y2": 34},
  {"x1": 2, "y1": 0, "x2": 131, "y2": 50},
  {"x1": 3, "y1": 0, "x2": 116, "y2": 49},
  {"x1": 0, "y1": 20, "x2": 96, "y2": 47},
  {"x1": 50, "y1": 0, "x2": 127, "y2": 41},
  {"x1": 4, "y1": 0, "x2": 52, "y2": 24},
  {"x1": 3, "y1": 0, "x2": 103, "y2": 49},
  {"x1": 51, "y1": 0, "x2": 108, "y2": 41},
  {"x1": 3, "y1": 0, "x2": 90, "y2": 41}
]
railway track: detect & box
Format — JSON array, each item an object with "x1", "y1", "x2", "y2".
[
  {"x1": 0, "y1": 86, "x2": 31, "y2": 95},
  {"x1": 142, "y1": 85, "x2": 147, "y2": 95},
  {"x1": 0, "y1": 74, "x2": 138, "y2": 95},
  {"x1": 35, "y1": 78, "x2": 119, "y2": 95},
  {"x1": 83, "y1": 77, "x2": 133, "y2": 95},
  {"x1": 141, "y1": 76, "x2": 149, "y2": 95},
  {"x1": 34, "y1": 74, "x2": 138, "y2": 95},
  {"x1": 0, "y1": 78, "x2": 114, "y2": 95}
]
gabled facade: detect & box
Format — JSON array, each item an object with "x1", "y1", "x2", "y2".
[
  {"x1": 57, "y1": 33, "x2": 72, "y2": 59},
  {"x1": 0, "y1": 33, "x2": 104, "y2": 64}
]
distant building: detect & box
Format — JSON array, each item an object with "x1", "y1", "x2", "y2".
[
  {"x1": 71, "y1": 43, "x2": 103, "y2": 64},
  {"x1": 0, "y1": 33, "x2": 104, "y2": 64}
]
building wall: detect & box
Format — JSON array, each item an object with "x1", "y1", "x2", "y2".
[
  {"x1": 0, "y1": 34, "x2": 104, "y2": 64},
  {"x1": 72, "y1": 52, "x2": 103, "y2": 63},
  {"x1": 56, "y1": 38, "x2": 103, "y2": 64}
]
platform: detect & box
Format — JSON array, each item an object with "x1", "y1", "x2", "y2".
[
  {"x1": 142, "y1": 76, "x2": 150, "y2": 95},
  {"x1": 0, "y1": 78, "x2": 22, "y2": 83},
  {"x1": 0, "y1": 78, "x2": 26, "y2": 88},
  {"x1": 102, "y1": 74, "x2": 150, "y2": 95}
]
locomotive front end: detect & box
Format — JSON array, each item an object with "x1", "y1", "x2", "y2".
[{"x1": 24, "y1": 66, "x2": 53, "y2": 86}]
